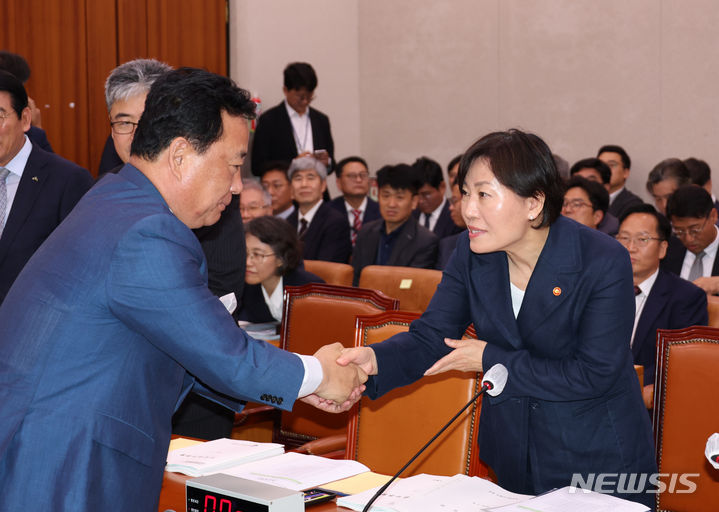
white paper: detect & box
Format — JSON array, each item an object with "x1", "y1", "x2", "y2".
[
  {"x1": 219, "y1": 292, "x2": 237, "y2": 314},
  {"x1": 487, "y1": 486, "x2": 649, "y2": 512},
  {"x1": 706, "y1": 432, "x2": 719, "y2": 469},
  {"x1": 165, "y1": 438, "x2": 284, "y2": 477},
  {"x1": 220, "y1": 451, "x2": 370, "y2": 491}
]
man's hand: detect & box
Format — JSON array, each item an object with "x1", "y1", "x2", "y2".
[
  {"x1": 693, "y1": 276, "x2": 719, "y2": 295},
  {"x1": 423, "y1": 338, "x2": 487, "y2": 376},
  {"x1": 312, "y1": 342, "x2": 367, "y2": 404}
]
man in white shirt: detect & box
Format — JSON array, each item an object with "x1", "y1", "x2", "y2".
[{"x1": 411, "y1": 156, "x2": 462, "y2": 240}]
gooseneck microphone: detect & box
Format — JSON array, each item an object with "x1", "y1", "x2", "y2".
[{"x1": 361, "y1": 363, "x2": 509, "y2": 512}]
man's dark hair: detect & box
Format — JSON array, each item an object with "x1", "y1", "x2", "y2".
[
  {"x1": 412, "y1": 156, "x2": 444, "y2": 188},
  {"x1": 0, "y1": 70, "x2": 28, "y2": 117},
  {"x1": 260, "y1": 160, "x2": 290, "y2": 179},
  {"x1": 283, "y1": 62, "x2": 318, "y2": 91},
  {"x1": 570, "y1": 158, "x2": 612, "y2": 185},
  {"x1": 597, "y1": 144, "x2": 631, "y2": 169},
  {"x1": 245, "y1": 215, "x2": 301, "y2": 275},
  {"x1": 447, "y1": 154, "x2": 462, "y2": 173},
  {"x1": 666, "y1": 185, "x2": 714, "y2": 220},
  {"x1": 619, "y1": 203, "x2": 671, "y2": 242},
  {"x1": 684, "y1": 157, "x2": 712, "y2": 187},
  {"x1": 376, "y1": 164, "x2": 420, "y2": 194},
  {"x1": 336, "y1": 156, "x2": 368, "y2": 178},
  {"x1": 565, "y1": 176, "x2": 609, "y2": 214},
  {"x1": 458, "y1": 129, "x2": 563, "y2": 228},
  {"x1": 646, "y1": 158, "x2": 690, "y2": 194},
  {"x1": 0, "y1": 51, "x2": 31, "y2": 83},
  {"x1": 131, "y1": 67, "x2": 256, "y2": 161}
]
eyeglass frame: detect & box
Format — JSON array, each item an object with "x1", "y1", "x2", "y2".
[
  {"x1": 614, "y1": 234, "x2": 665, "y2": 248},
  {"x1": 0, "y1": 110, "x2": 18, "y2": 128},
  {"x1": 246, "y1": 251, "x2": 276, "y2": 264},
  {"x1": 109, "y1": 120, "x2": 139, "y2": 135},
  {"x1": 671, "y1": 214, "x2": 711, "y2": 239},
  {"x1": 561, "y1": 198, "x2": 594, "y2": 212}
]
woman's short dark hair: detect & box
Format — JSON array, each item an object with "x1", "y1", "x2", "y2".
[
  {"x1": 245, "y1": 216, "x2": 302, "y2": 275},
  {"x1": 457, "y1": 129, "x2": 563, "y2": 228}
]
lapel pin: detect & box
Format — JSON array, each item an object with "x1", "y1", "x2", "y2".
[
  {"x1": 552, "y1": 287, "x2": 562, "y2": 296},
  {"x1": 32, "y1": 176, "x2": 39, "y2": 182}
]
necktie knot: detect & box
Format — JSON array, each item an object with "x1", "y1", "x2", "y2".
[
  {"x1": 299, "y1": 218, "x2": 309, "y2": 237},
  {"x1": 634, "y1": 285, "x2": 642, "y2": 296},
  {"x1": 0, "y1": 168, "x2": 10, "y2": 181}
]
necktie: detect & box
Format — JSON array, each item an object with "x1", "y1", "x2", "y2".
[
  {"x1": 688, "y1": 251, "x2": 706, "y2": 281},
  {"x1": 299, "y1": 218, "x2": 309, "y2": 238},
  {"x1": 351, "y1": 209, "x2": 362, "y2": 246},
  {"x1": 0, "y1": 167, "x2": 10, "y2": 238},
  {"x1": 424, "y1": 213, "x2": 431, "y2": 229},
  {"x1": 634, "y1": 285, "x2": 641, "y2": 296}
]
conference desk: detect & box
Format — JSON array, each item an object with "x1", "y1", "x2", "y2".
[{"x1": 159, "y1": 470, "x2": 352, "y2": 511}]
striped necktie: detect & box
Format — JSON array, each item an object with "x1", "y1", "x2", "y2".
[
  {"x1": 351, "y1": 209, "x2": 362, "y2": 246},
  {"x1": 0, "y1": 167, "x2": 10, "y2": 238}
]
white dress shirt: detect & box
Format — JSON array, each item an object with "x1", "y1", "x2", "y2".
[
  {"x1": 1, "y1": 135, "x2": 31, "y2": 227},
  {"x1": 298, "y1": 199, "x2": 323, "y2": 234},
  {"x1": 631, "y1": 269, "x2": 659, "y2": 348},
  {"x1": 284, "y1": 100, "x2": 314, "y2": 154},
  {"x1": 679, "y1": 225, "x2": 719, "y2": 280},
  {"x1": 421, "y1": 197, "x2": 447, "y2": 232},
  {"x1": 344, "y1": 196, "x2": 368, "y2": 226}
]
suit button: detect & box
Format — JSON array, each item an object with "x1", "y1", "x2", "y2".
[{"x1": 277, "y1": 397, "x2": 283, "y2": 405}]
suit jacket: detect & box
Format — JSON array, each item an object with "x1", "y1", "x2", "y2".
[
  {"x1": 436, "y1": 231, "x2": 465, "y2": 270},
  {"x1": 660, "y1": 235, "x2": 719, "y2": 277},
  {"x1": 328, "y1": 195, "x2": 381, "y2": 228},
  {"x1": 608, "y1": 187, "x2": 644, "y2": 219},
  {"x1": 287, "y1": 202, "x2": 352, "y2": 263},
  {"x1": 413, "y1": 200, "x2": 463, "y2": 239},
  {"x1": 596, "y1": 211, "x2": 619, "y2": 236},
  {"x1": 25, "y1": 126, "x2": 53, "y2": 153},
  {"x1": 0, "y1": 144, "x2": 93, "y2": 304},
  {"x1": 251, "y1": 102, "x2": 334, "y2": 175},
  {"x1": 352, "y1": 217, "x2": 439, "y2": 285},
  {"x1": 0, "y1": 164, "x2": 304, "y2": 510},
  {"x1": 234, "y1": 267, "x2": 324, "y2": 323},
  {"x1": 632, "y1": 269, "x2": 707, "y2": 386},
  {"x1": 365, "y1": 217, "x2": 656, "y2": 506}
]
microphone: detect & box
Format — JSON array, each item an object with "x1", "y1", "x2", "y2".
[{"x1": 360, "y1": 363, "x2": 508, "y2": 512}]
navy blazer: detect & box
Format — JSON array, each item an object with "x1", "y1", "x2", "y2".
[
  {"x1": 0, "y1": 144, "x2": 93, "y2": 304},
  {"x1": 608, "y1": 187, "x2": 644, "y2": 219},
  {"x1": 633, "y1": 269, "x2": 707, "y2": 385},
  {"x1": 436, "y1": 231, "x2": 465, "y2": 270},
  {"x1": 413, "y1": 200, "x2": 463, "y2": 240},
  {"x1": 365, "y1": 217, "x2": 656, "y2": 506},
  {"x1": 234, "y1": 267, "x2": 324, "y2": 323},
  {"x1": 287, "y1": 201, "x2": 352, "y2": 263},
  {"x1": 352, "y1": 217, "x2": 438, "y2": 285},
  {"x1": 251, "y1": 102, "x2": 334, "y2": 175},
  {"x1": 328, "y1": 195, "x2": 381, "y2": 229},
  {"x1": 0, "y1": 164, "x2": 305, "y2": 510}
]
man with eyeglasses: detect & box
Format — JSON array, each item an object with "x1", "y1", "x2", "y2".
[
  {"x1": 616, "y1": 204, "x2": 707, "y2": 406},
  {"x1": 251, "y1": 62, "x2": 334, "y2": 176},
  {"x1": 662, "y1": 185, "x2": 719, "y2": 295},
  {"x1": 0, "y1": 71, "x2": 93, "y2": 306},
  {"x1": 329, "y1": 156, "x2": 380, "y2": 247},
  {"x1": 240, "y1": 179, "x2": 273, "y2": 223},
  {"x1": 561, "y1": 176, "x2": 617, "y2": 235},
  {"x1": 411, "y1": 156, "x2": 463, "y2": 240}
]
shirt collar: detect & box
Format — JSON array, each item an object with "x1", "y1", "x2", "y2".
[
  {"x1": 344, "y1": 196, "x2": 368, "y2": 214},
  {"x1": 609, "y1": 186, "x2": 624, "y2": 203},
  {"x1": 636, "y1": 267, "x2": 660, "y2": 295},
  {"x1": 299, "y1": 199, "x2": 323, "y2": 226},
  {"x1": 702, "y1": 224, "x2": 719, "y2": 260},
  {"x1": 4, "y1": 135, "x2": 32, "y2": 178},
  {"x1": 429, "y1": 196, "x2": 447, "y2": 219},
  {"x1": 284, "y1": 99, "x2": 309, "y2": 120}
]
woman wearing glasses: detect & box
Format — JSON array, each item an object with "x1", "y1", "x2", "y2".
[{"x1": 234, "y1": 215, "x2": 323, "y2": 323}]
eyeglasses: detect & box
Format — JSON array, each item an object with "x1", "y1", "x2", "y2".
[
  {"x1": 110, "y1": 120, "x2": 139, "y2": 135},
  {"x1": 672, "y1": 215, "x2": 710, "y2": 239},
  {"x1": 240, "y1": 204, "x2": 271, "y2": 214},
  {"x1": 342, "y1": 172, "x2": 369, "y2": 181},
  {"x1": 615, "y1": 234, "x2": 664, "y2": 248},
  {"x1": 561, "y1": 199, "x2": 593, "y2": 212},
  {"x1": 246, "y1": 251, "x2": 276, "y2": 263},
  {"x1": 0, "y1": 110, "x2": 16, "y2": 128}
]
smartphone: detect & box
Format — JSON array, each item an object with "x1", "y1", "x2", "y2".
[
  {"x1": 303, "y1": 488, "x2": 339, "y2": 506},
  {"x1": 313, "y1": 149, "x2": 329, "y2": 159}
]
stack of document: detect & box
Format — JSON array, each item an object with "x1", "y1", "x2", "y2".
[{"x1": 166, "y1": 438, "x2": 284, "y2": 477}]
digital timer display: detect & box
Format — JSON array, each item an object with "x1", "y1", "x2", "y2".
[
  {"x1": 185, "y1": 473, "x2": 303, "y2": 512},
  {"x1": 186, "y1": 486, "x2": 269, "y2": 512}
]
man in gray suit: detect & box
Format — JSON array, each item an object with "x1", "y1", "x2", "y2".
[{"x1": 352, "y1": 163, "x2": 438, "y2": 285}]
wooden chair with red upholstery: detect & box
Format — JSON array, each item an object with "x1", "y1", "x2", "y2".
[
  {"x1": 358, "y1": 265, "x2": 443, "y2": 313},
  {"x1": 234, "y1": 283, "x2": 399, "y2": 457},
  {"x1": 303, "y1": 259, "x2": 354, "y2": 287},
  {"x1": 346, "y1": 311, "x2": 490, "y2": 478},
  {"x1": 652, "y1": 326, "x2": 719, "y2": 512},
  {"x1": 706, "y1": 295, "x2": 719, "y2": 328}
]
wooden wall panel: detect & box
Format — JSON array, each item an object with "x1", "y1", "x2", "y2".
[{"x1": 117, "y1": 0, "x2": 149, "y2": 63}]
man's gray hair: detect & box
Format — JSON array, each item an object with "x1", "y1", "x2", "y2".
[
  {"x1": 242, "y1": 179, "x2": 272, "y2": 206},
  {"x1": 287, "y1": 155, "x2": 327, "y2": 181},
  {"x1": 104, "y1": 58, "x2": 172, "y2": 112}
]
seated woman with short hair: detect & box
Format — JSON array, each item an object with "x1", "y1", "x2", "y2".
[{"x1": 234, "y1": 215, "x2": 323, "y2": 323}]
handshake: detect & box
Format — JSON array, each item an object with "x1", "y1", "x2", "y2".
[{"x1": 301, "y1": 342, "x2": 379, "y2": 413}]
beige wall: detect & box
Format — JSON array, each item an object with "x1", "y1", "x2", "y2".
[{"x1": 231, "y1": 0, "x2": 719, "y2": 201}]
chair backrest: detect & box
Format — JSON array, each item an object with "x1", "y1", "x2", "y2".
[
  {"x1": 277, "y1": 283, "x2": 399, "y2": 448},
  {"x1": 346, "y1": 311, "x2": 485, "y2": 477},
  {"x1": 303, "y1": 259, "x2": 354, "y2": 287},
  {"x1": 652, "y1": 326, "x2": 719, "y2": 512},
  {"x1": 707, "y1": 295, "x2": 719, "y2": 327},
  {"x1": 358, "y1": 265, "x2": 443, "y2": 313}
]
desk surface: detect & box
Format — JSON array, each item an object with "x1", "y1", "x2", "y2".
[{"x1": 159, "y1": 470, "x2": 352, "y2": 511}]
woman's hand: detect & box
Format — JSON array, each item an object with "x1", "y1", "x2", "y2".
[
  {"x1": 336, "y1": 346, "x2": 378, "y2": 376},
  {"x1": 424, "y1": 338, "x2": 487, "y2": 375}
]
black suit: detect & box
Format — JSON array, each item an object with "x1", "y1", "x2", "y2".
[
  {"x1": 660, "y1": 235, "x2": 719, "y2": 278},
  {"x1": 352, "y1": 217, "x2": 438, "y2": 285},
  {"x1": 632, "y1": 269, "x2": 707, "y2": 385},
  {"x1": 233, "y1": 267, "x2": 324, "y2": 323},
  {"x1": 328, "y1": 196, "x2": 381, "y2": 230},
  {"x1": 414, "y1": 201, "x2": 463, "y2": 240},
  {"x1": 0, "y1": 144, "x2": 93, "y2": 304},
  {"x1": 288, "y1": 201, "x2": 352, "y2": 263},
  {"x1": 251, "y1": 102, "x2": 334, "y2": 176},
  {"x1": 608, "y1": 187, "x2": 644, "y2": 219}
]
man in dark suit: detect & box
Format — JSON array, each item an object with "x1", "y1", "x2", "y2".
[
  {"x1": 597, "y1": 144, "x2": 644, "y2": 219},
  {"x1": 616, "y1": 205, "x2": 707, "y2": 401},
  {"x1": 287, "y1": 155, "x2": 351, "y2": 262},
  {"x1": 662, "y1": 185, "x2": 719, "y2": 295},
  {"x1": 412, "y1": 156, "x2": 462, "y2": 240},
  {"x1": 0, "y1": 71, "x2": 93, "y2": 305},
  {"x1": 684, "y1": 157, "x2": 719, "y2": 219},
  {"x1": 251, "y1": 62, "x2": 334, "y2": 176},
  {"x1": 353, "y1": 163, "x2": 438, "y2": 285},
  {"x1": 569, "y1": 158, "x2": 621, "y2": 235},
  {"x1": 329, "y1": 156, "x2": 380, "y2": 246},
  {"x1": 0, "y1": 68, "x2": 364, "y2": 511},
  {"x1": 561, "y1": 176, "x2": 617, "y2": 234}
]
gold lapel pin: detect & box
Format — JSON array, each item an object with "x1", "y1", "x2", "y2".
[
  {"x1": 552, "y1": 287, "x2": 562, "y2": 296},
  {"x1": 32, "y1": 176, "x2": 39, "y2": 182}
]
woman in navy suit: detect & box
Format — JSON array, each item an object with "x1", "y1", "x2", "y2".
[
  {"x1": 234, "y1": 215, "x2": 323, "y2": 323},
  {"x1": 339, "y1": 130, "x2": 657, "y2": 508}
]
